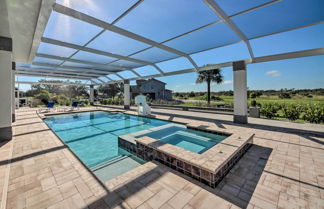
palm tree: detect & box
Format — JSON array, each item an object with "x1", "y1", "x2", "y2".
[{"x1": 196, "y1": 69, "x2": 223, "y2": 105}]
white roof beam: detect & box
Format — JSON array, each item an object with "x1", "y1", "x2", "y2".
[
  {"x1": 90, "y1": 79, "x2": 99, "y2": 85},
  {"x1": 251, "y1": 47, "x2": 324, "y2": 63},
  {"x1": 250, "y1": 21, "x2": 324, "y2": 41},
  {"x1": 36, "y1": 53, "x2": 129, "y2": 71},
  {"x1": 28, "y1": 0, "x2": 55, "y2": 62},
  {"x1": 41, "y1": 37, "x2": 150, "y2": 65},
  {"x1": 16, "y1": 72, "x2": 93, "y2": 80},
  {"x1": 105, "y1": 76, "x2": 113, "y2": 81},
  {"x1": 123, "y1": 0, "x2": 282, "y2": 63},
  {"x1": 17, "y1": 69, "x2": 98, "y2": 79},
  {"x1": 52, "y1": 3, "x2": 198, "y2": 70},
  {"x1": 204, "y1": 0, "x2": 254, "y2": 58},
  {"x1": 57, "y1": 0, "x2": 144, "y2": 67},
  {"x1": 114, "y1": 73, "x2": 125, "y2": 80},
  {"x1": 16, "y1": 81, "x2": 89, "y2": 86},
  {"x1": 32, "y1": 62, "x2": 115, "y2": 75},
  {"x1": 17, "y1": 67, "x2": 103, "y2": 78},
  {"x1": 41, "y1": 37, "x2": 160, "y2": 69},
  {"x1": 105, "y1": 48, "x2": 324, "y2": 84},
  {"x1": 97, "y1": 78, "x2": 106, "y2": 83},
  {"x1": 229, "y1": 0, "x2": 282, "y2": 18},
  {"x1": 129, "y1": 69, "x2": 142, "y2": 78}
]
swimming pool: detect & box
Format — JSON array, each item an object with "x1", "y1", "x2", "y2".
[
  {"x1": 135, "y1": 125, "x2": 228, "y2": 154},
  {"x1": 44, "y1": 111, "x2": 169, "y2": 181}
]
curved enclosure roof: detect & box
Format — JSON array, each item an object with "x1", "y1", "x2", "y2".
[{"x1": 16, "y1": 0, "x2": 324, "y2": 84}]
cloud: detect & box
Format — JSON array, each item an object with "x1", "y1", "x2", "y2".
[
  {"x1": 266, "y1": 70, "x2": 281, "y2": 77},
  {"x1": 222, "y1": 80, "x2": 233, "y2": 85}
]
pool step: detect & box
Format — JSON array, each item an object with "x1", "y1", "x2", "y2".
[
  {"x1": 92, "y1": 156, "x2": 144, "y2": 182},
  {"x1": 91, "y1": 155, "x2": 130, "y2": 172}
]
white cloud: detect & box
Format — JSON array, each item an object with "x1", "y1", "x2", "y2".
[
  {"x1": 266, "y1": 70, "x2": 281, "y2": 77},
  {"x1": 222, "y1": 80, "x2": 233, "y2": 85}
]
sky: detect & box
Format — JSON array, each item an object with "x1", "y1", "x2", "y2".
[{"x1": 16, "y1": 0, "x2": 324, "y2": 92}]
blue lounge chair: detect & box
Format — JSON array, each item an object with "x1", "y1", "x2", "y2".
[
  {"x1": 69, "y1": 101, "x2": 79, "y2": 111},
  {"x1": 40, "y1": 101, "x2": 55, "y2": 112},
  {"x1": 67, "y1": 102, "x2": 79, "y2": 111}
]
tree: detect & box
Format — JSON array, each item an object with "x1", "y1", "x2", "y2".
[
  {"x1": 34, "y1": 90, "x2": 51, "y2": 104},
  {"x1": 66, "y1": 85, "x2": 88, "y2": 98},
  {"x1": 98, "y1": 83, "x2": 124, "y2": 98},
  {"x1": 196, "y1": 69, "x2": 223, "y2": 105}
]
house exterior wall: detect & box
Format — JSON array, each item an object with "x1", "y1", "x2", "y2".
[
  {"x1": 131, "y1": 79, "x2": 172, "y2": 101},
  {"x1": 140, "y1": 80, "x2": 165, "y2": 93}
]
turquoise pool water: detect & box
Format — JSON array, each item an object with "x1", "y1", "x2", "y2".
[
  {"x1": 44, "y1": 111, "x2": 168, "y2": 169},
  {"x1": 136, "y1": 126, "x2": 228, "y2": 154}
]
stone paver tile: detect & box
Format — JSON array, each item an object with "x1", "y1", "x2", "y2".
[
  {"x1": 156, "y1": 172, "x2": 188, "y2": 194},
  {"x1": 146, "y1": 188, "x2": 174, "y2": 209},
  {"x1": 54, "y1": 168, "x2": 79, "y2": 186},
  {"x1": 167, "y1": 190, "x2": 194, "y2": 209},
  {"x1": 280, "y1": 178, "x2": 300, "y2": 198},
  {"x1": 253, "y1": 184, "x2": 280, "y2": 205},
  {"x1": 26, "y1": 187, "x2": 63, "y2": 209},
  {"x1": 249, "y1": 196, "x2": 277, "y2": 209},
  {"x1": 6, "y1": 193, "x2": 26, "y2": 209},
  {"x1": 117, "y1": 183, "x2": 153, "y2": 209},
  {"x1": 182, "y1": 183, "x2": 201, "y2": 196},
  {"x1": 136, "y1": 202, "x2": 154, "y2": 209},
  {"x1": 188, "y1": 190, "x2": 231, "y2": 209},
  {"x1": 110, "y1": 202, "x2": 131, "y2": 209},
  {"x1": 103, "y1": 191, "x2": 124, "y2": 208},
  {"x1": 73, "y1": 177, "x2": 94, "y2": 199},
  {"x1": 58, "y1": 181, "x2": 79, "y2": 199},
  {"x1": 221, "y1": 184, "x2": 240, "y2": 197},
  {"x1": 182, "y1": 204, "x2": 194, "y2": 209},
  {"x1": 85, "y1": 196, "x2": 110, "y2": 209},
  {"x1": 48, "y1": 193, "x2": 89, "y2": 209},
  {"x1": 278, "y1": 192, "x2": 307, "y2": 209},
  {"x1": 41, "y1": 176, "x2": 56, "y2": 191}
]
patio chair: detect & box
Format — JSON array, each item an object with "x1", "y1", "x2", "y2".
[
  {"x1": 71, "y1": 101, "x2": 80, "y2": 110},
  {"x1": 39, "y1": 101, "x2": 55, "y2": 113},
  {"x1": 64, "y1": 101, "x2": 80, "y2": 112}
]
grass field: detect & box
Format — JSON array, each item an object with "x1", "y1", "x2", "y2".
[
  {"x1": 170, "y1": 95, "x2": 324, "y2": 124},
  {"x1": 174, "y1": 95, "x2": 324, "y2": 106}
]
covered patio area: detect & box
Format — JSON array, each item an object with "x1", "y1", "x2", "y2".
[
  {"x1": 0, "y1": 107, "x2": 323, "y2": 209},
  {"x1": 0, "y1": 0, "x2": 324, "y2": 208}
]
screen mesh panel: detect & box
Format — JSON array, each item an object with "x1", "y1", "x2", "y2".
[{"x1": 116, "y1": 0, "x2": 219, "y2": 42}]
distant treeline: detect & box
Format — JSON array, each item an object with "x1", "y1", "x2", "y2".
[{"x1": 173, "y1": 88, "x2": 324, "y2": 97}]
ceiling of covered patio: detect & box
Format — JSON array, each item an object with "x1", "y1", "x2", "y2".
[{"x1": 8, "y1": 0, "x2": 324, "y2": 84}]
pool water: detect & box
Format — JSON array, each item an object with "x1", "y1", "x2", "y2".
[
  {"x1": 136, "y1": 126, "x2": 228, "y2": 154},
  {"x1": 44, "y1": 111, "x2": 168, "y2": 181}
]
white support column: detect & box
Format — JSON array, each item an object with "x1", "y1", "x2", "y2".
[
  {"x1": 0, "y1": 37, "x2": 13, "y2": 141},
  {"x1": 12, "y1": 62, "x2": 16, "y2": 122},
  {"x1": 89, "y1": 85, "x2": 94, "y2": 105},
  {"x1": 233, "y1": 61, "x2": 248, "y2": 124},
  {"x1": 124, "y1": 80, "x2": 130, "y2": 109}
]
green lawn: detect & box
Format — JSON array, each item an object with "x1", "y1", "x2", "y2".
[
  {"x1": 174, "y1": 95, "x2": 324, "y2": 106},
  {"x1": 170, "y1": 95, "x2": 324, "y2": 124}
]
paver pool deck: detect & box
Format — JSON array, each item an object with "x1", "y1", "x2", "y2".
[{"x1": 0, "y1": 107, "x2": 323, "y2": 209}]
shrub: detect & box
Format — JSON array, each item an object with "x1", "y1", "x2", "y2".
[
  {"x1": 260, "y1": 103, "x2": 280, "y2": 119},
  {"x1": 57, "y1": 95, "x2": 70, "y2": 106},
  {"x1": 188, "y1": 91, "x2": 195, "y2": 97},
  {"x1": 279, "y1": 92, "x2": 291, "y2": 99},
  {"x1": 250, "y1": 92, "x2": 257, "y2": 99},
  {"x1": 250, "y1": 100, "x2": 257, "y2": 107},
  {"x1": 302, "y1": 104, "x2": 324, "y2": 124},
  {"x1": 210, "y1": 95, "x2": 222, "y2": 101},
  {"x1": 281, "y1": 104, "x2": 301, "y2": 121},
  {"x1": 34, "y1": 90, "x2": 51, "y2": 104}
]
